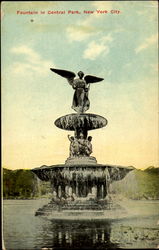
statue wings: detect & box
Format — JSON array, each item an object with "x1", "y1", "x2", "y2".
[
  {"x1": 50, "y1": 68, "x2": 104, "y2": 84},
  {"x1": 50, "y1": 68, "x2": 76, "y2": 79},
  {"x1": 84, "y1": 75, "x2": 104, "y2": 84}
]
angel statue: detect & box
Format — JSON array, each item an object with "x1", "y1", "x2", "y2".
[{"x1": 50, "y1": 68, "x2": 104, "y2": 113}]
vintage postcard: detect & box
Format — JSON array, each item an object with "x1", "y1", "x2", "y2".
[{"x1": 2, "y1": 1, "x2": 158, "y2": 249}]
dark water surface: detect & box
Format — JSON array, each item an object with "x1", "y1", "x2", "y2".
[{"x1": 3, "y1": 199, "x2": 159, "y2": 249}]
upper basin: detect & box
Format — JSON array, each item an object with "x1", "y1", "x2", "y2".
[{"x1": 54, "y1": 113, "x2": 107, "y2": 131}]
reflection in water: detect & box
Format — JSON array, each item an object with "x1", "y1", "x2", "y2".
[
  {"x1": 37, "y1": 220, "x2": 119, "y2": 249},
  {"x1": 3, "y1": 200, "x2": 159, "y2": 249}
]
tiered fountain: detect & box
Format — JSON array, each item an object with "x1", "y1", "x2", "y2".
[{"x1": 32, "y1": 68, "x2": 134, "y2": 219}]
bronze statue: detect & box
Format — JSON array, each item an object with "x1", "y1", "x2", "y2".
[
  {"x1": 50, "y1": 68, "x2": 104, "y2": 113},
  {"x1": 68, "y1": 134, "x2": 93, "y2": 157}
]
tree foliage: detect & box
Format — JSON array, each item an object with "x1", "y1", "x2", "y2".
[{"x1": 3, "y1": 168, "x2": 50, "y2": 199}]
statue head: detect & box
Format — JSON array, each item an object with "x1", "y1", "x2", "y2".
[
  {"x1": 88, "y1": 136, "x2": 92, "y2": 141},
  {"x1": 77, "y1": 71, "x2": 84, "y2": 79},
  {"x1": 79, "y1": 132, "x2": 84, "y2": 139}
]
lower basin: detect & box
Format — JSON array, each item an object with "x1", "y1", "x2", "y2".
[
  {"x1": 32, "y1": 163, "x2": 134, "y2": 218},
  {"x1": 32, "y1": 163, "x2": 134, "y2": 182}
]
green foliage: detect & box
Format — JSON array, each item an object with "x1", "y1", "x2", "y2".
[
  {"x1": 111, "y1": 167, "x2": 159, "y2": 200},
  {"x1": 3, "y1": 168, "x2": 44, "y2": 199}
]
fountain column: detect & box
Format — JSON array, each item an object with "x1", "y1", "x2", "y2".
[
  {"x1": 68, "y1": 186, "x2": 73, "y2": 196},
  {"x1": 75, "y1": 180, "x2": 79, "y2": 197},
  {"x1": 101, "y1": 185, "x2": 104, "y2": 199},
  {"x1": 65, "y1": 185, "x2": 69, "y2": 196},
  {"x1": 61, "y1": 184, "x2": 65, "y2": 198},
  {"x1": 58, "y1": 185, "x2": 62, "y2": 198},
  {"x1": 92, "y1": 185, "x2": 97, "y2": 198}
]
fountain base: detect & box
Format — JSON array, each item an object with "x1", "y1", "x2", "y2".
[{"x1": 35, "y1": 199, "x2": 127, "y2": 220}]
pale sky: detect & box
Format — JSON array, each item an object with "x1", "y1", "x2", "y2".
[{"x1": 2, "y1": 1, "x2": 158, "y2": 170}]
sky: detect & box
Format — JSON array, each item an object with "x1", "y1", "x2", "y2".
[{"x1": 2, "y1": 1, "x2": 158, "y2": 170}]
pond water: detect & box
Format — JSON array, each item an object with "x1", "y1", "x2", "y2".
[{"x1": 3, "y1": 199, "x2": 159, "y2": 249}]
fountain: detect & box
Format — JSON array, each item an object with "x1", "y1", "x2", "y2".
[{"x1": 32, "y1": 68, "x2": 134, "y2": 219}]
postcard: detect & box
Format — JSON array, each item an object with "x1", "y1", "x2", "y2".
[{"x1": 2, "y1": 1, "x2": 158, "y2": 249}]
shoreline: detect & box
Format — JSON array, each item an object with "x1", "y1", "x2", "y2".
[{"x1": 3, "y1": 198, "x2": 159, "y2": 201}]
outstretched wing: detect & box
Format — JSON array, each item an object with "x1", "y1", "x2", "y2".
[
  {"x1": 50, "y1": 68, "x2": 76, "y2": 79},
  {"x1": 84, "y1": 75, "x2": 104, "y2": 84}
]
